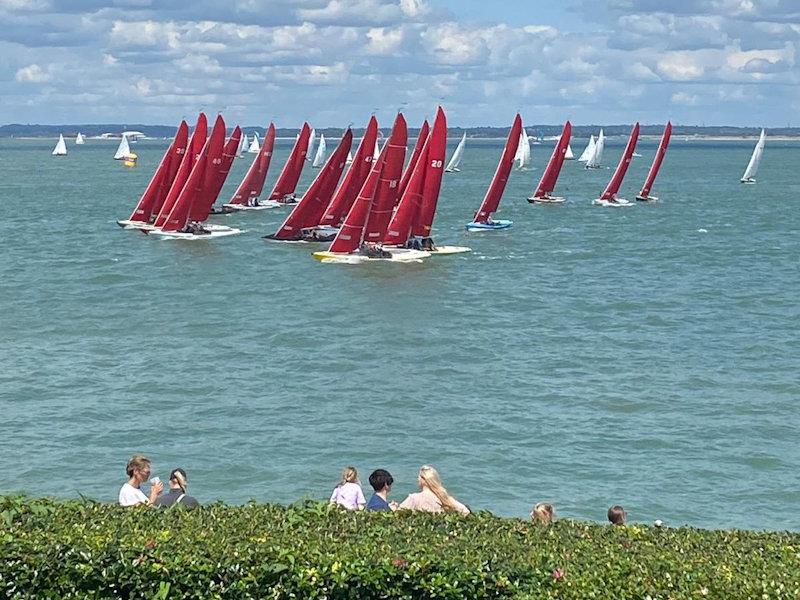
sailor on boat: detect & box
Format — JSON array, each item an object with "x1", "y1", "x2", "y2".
[
  {"x1": 179, "y1": 221, "x2": 211, "y2": 235},
  {"x1": 359, "y1": 242, "x2": 392, "y2": 259},
  {"x1": 276, "y1": 194, "x2": 299, "y2": 205}
]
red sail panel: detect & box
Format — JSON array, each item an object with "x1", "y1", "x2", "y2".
[
  {"x1": 191, "y1": 125, "x2": 241, "y2": 222},
  {"x1": 161, "y1": 115, "x2": 226, "y2": 232},
  {"x1": 411, "y1": 106, "x2": 448, "y2": 238},
  {"x1": 328, "y1": 140, "x2": 388, "y2": 254},
  {"x1": 153, "y1": 113, "x2": 208, "y2": 228},
  {"x1": 533, "y1": 121, "x2": 572, "y2": 198},
  {"x1": 128, "y1": 120, "x2": 189, "y2": 222},
  {"x1": 473, "y1": 114, "x2": 522, "y2": 222},
  {"x1": 639, "y1": 121, "x2": 672, "y2": 198},
  {"x1": 227, "y1": 123, "x2": 276, "y2": 205},
  {"x1": 272, "y1": 130, "x2": 354, "y2": 240},
  {"x1": 268, "y1": 122, "x2": 311, "y2": 200},
  {"x1": 397, "y1": 119, "x2": 430, "y2": 202},
  {"x1": 318, "y1": 117, "x2": 379, "y2": 227},
  {"x1": 600, "y1": 122, "x2": 640, "y2": 200},
  {"x1": 363, "y1": 114, "x2": 408, "y2": 242},
  {"x1": 383, "y1": 135, "x2": 430, "y2": 245}
]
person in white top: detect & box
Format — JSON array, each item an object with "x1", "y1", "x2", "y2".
[
  {"x1": 118, "y1": 454, "x2": 163, "y2": 507},
  {"x1": 398, "y1": 465, "x2": 470, "y2": 516},
  {"x1": 329, "y1": 466, "x2": 367, "y2": 510}
]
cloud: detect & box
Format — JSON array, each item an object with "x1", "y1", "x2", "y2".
[{"x1": 15, "y1": 63, "x2": 51, "y2": 82}]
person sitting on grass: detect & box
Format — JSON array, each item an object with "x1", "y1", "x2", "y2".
[
  {"x1": 119, "y1": 454, "x2": 162, "y2": 507},
  {"x1": 608, "y1": 505, "x2": 626, "y2": 525},
  {"x1": 398, "y1": 465, "x2": 470, "y2": 516},
  {"x1": 154, "y1": 468, "x2": 199, "y2": 508},
  {"x1": 531, "y1": 502, "x2": 554, "y2": 524},
  {"x1": 366, "y1": 469, "x2": 398, "y2": 512},
  {"x1": 329, "y1": 466, "x2": 367, "y2": 510}
]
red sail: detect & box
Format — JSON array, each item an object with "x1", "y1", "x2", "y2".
[
  {"x1": 154, "y1": 113, "x2": 208, "y2": 228},
  {"x1": 533, "y1": 121, "x2": 572, "y2": 198},
  {"x1": 190, "y1": 125, "x2": 241, "y2": 222},
  {"x1": 227, "y1": 123, "x2": 276, "y2": 205},
  {"x1": 639, "y1": 121, "x2": 672, "y2": 198},
  {"x1": 473, "y1": 114, "x2": 522, "y2": 222},
  {"x1": 328, "y1": 139, "x2": 388, "y2": 254},
  {"x1": 600, "y1": 122, "x2": 640, "y2": 200},
  {"x1": 363, "y1": 114, "x2": 407, "y2": 243},
  {"x1": 397, "y1": 119, "x2": 430, "y2": 201},
  {"x1": 272, "y1": 130, "x2": 354, "y2": 239},
  {"x1": 268, "y1": 122, "x2": 311, "y2": 200},
  {"x1": 128, "y1": 120, "x2": 189, "y2": 223},
  {"x1": 411, "y1": 106, "x2": 448, "y2": 238},
  {"x1": 318, "y1": 117, "x2": 378, "y2": 227},
  {"x1": 161, "y1": 115, "x2": 226, "y2": 232}
]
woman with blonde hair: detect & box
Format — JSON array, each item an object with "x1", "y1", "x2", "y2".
[
  {"x1": 329, "y1": 466, "x2": 366, "y2": 510},
  {"x1": 398, "y1": 465, "x2": 470, "y2": 516},
  {"x1": 531, "y1": 502, "x2": 555, "y2": 524},
  {"x1": 118, "y1": 454, "x2": 162, "y2": 507}
]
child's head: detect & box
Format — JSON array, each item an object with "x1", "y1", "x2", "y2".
[
  {"x1": 531, "y1": 502, "x2": 555, "y2": 524},
  {"x1": 340, "y1": 466, "x2": 358, "y2": 485},
  {"x1": 607, "y1": 505, "x2": 626, "y2": 525},
  {"x1": 368, "y1": 469, "x2": 394, "y2": 492}
]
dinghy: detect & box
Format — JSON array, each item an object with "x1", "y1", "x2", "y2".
[
  {"x1": 445, "y1": 132, "x2": 466, "y2": 172},
  {"x1": 247, "y1": 132, "x2": 260, "y2": 154},
  {"x1": 578, "y1": 135, "x2": 595, "y2": 162},
  {"x1": 266, "y1": 122, "x2": 311, "y2": 205},
  {"x1": 529, "y1": 121, "x2": 572, "y2": 204},
  {"x1": 466, "y1": 114, "x2": 521, "y2": 231},
  {"x1": 585, "y1": 129, "x2": 604, "y2": 169},
  {"x1": 118, "y1": 120, "x2": 189, "y2": 228},
  {"x1": 52, "y1": 134, "x2": 67, "y2": 156},
  {"x1": 636, "y1": 121, "x2": 672, "y2": 201},
  {"x1": 114, "y1": 135, "x2": 135, "y2": 161},
  {"x1": 312, "y1": 134, "x2": 327, "y2": 168},
  {"x1": 398, "y1": 119, "x2": 430, "y2": 201},
  {"x1": 593, "y1": 123, "x2": 639, "y2": 207},
  {"x1": 222, "y1": 123, "x2": 278, "y2": 211},
  {"x1": 740, "y1": 128, "x2": 765, "y2": 184},
  {"x1": 514, "y1": 128, "x2": 531, "y2": 170},
  {"x1": 307, "y1": 128, "x2": 316, "y2": 161},
  {"x1": 564, "y1": 143, "x2": 574, "y2": 160},
  {"x1": 75, "y1": 133, "x2": 85, "y2": 145},
  {"x1": 267, "y1": 129, "x2": 353, "y2": 241},
  {"x1": 237, "y1": 133, "x2": 248, "y2": 157}
]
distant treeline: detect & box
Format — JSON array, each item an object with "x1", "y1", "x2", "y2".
[{"x1": 1, "y1": 123, "x2": 793, "y2": 138}]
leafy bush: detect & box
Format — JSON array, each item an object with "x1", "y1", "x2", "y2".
[{"x1": 1, "y1": 495, "x2": 798, "y2": 599}]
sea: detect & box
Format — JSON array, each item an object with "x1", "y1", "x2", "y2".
[{"x1": 1, "y1": 133, "x2": 798, "y2": 531}]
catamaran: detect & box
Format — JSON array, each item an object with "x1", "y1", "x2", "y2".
[
  {"x1": 52, "y1": 134, "x2": 67, "y2": 156},
  {"x1": 247, "y1": 132, "x2": 260, "y2": 154},
  {"x1": 636, "y1": 121, "x2": 672, "y2": 201},
  {"x1": 740, "y1": 128, "x2": 766, "y2": 184},
  {"x1": 578, "y1": 135, "x2": 595, "y2": 162},
  {"x1": 514, "y1": 128, "x2": 531, "y2": 170},
  {"x1": 528, "y1": 121, "x2": 572, "y2": 204},
  {"x1": 266, "y1": 123, "x2": 311, "y2": 205},
  {"x1": 445, "y1": 132, "x2": 466, "y2": 172},
  {"x1": 312, "y1": 134, "x2": 327, "y2": 168},
  {"x1": 593, "y1": 123, "x2": 639, "y2": 207},
  {"x1": 584, "y1": 129, "x2": 604, "y2": 169},
  {"x1": 75, "y1": 133, "x2": 85, "y2": 145},
  {"x1": 221, "y1": 123, "x2": 278, "y2": 211},
  {"x1": 466, "y1": 114, "x2": 521, "y2": 231}
]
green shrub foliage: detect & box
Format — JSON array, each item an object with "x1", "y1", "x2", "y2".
[{"x1": 1, "y1": 496, "x2": 799, "y2": 599}]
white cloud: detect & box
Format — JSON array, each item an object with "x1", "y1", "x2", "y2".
[
  {"x1": 15, "y1": 63, "x2": 50, "y2": 82},
  {"x1": 671, "y1": 91, "x2": 698, "y2": 105}
]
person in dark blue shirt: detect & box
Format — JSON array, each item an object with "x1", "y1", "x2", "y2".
[{"x1": 366, "y1": 469, "x2": 397, "y2": 511}]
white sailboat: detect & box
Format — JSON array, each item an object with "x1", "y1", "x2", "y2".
[
  {"x1": 52, "y1": 134, "x2": 67, "y2": 156},
  {"x1": 75, "y1": 133, "x2": 85, "y2": 145},
  {"x1": 578, "y1": 135, "x2": 596, "y2": 162},
  {"x1": 307, "y1": 128, "x2": 316, "y2": 161},
  {"x1": 740, "y1": 129, "x2": 766, "y2": 184},
  {"x1": 564, "y1": 144, "x2": 574, "y2": 160},
  {"x1": 585, "y1": 129, "x2": 605, "y2": 169},
  {"x1": 248, "y1": 132, "x2": 260, "y2": 154},
  {"x1": 238, "y1": 133, "x2": 248, "y2": 157},
  {"x1": 514, "y1": 129, "x2": 532, "y2": 169},
  {"x1": 113, "y1": 135, "x2": 132, "y2": 160},
  {"x1": 346, "y1": 150, "x2": 353, "y2": 164},
  {"x1": 311, "y1": 133, "x2": 327, "y2": 168},
  {"x1": 445, "y1": 132, "x2": 466, "y2": 172}
]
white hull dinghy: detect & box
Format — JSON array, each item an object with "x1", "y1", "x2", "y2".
[{"x1": 313, "y1": 248, "x2": 429, "y2": 263}]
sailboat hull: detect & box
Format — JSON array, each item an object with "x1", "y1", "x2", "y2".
[
  {"x1": 117, "y1": 219, "x2": 155, "y2": 230},
  {"x1": 527, "y1": 195, "x2": 566, "y2": 204},
  {"x1": 427, "y1": 246, "x2": 472, "y2": 255},
  {"x1": 465, "y1": 220, "x2": 512, "y2": 231},
  {"x1": 635, "y1": 195, "x2": 657, "y2": 202},
  {"x1": 445, "y1": 168, "x2": 461, "y2": 173},
  {"x1": 592, "y1": 197, "x2": 633, "y2": 207},
  {"x1": 221, "y1": 201, "x2": 281, "y2": 211},
  {"x1": 312, "y1": 249, "x2": 430, "y2": 263},
  {"x1": 147, "y1": 227, "x2": 242, "y2": 240},
  {"x1": 740, "y1": 178, "x2": 756, "y2": 184}
]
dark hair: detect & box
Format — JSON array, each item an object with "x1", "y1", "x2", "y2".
[
  {"x1": 608, "y1": 505, "x2": 626, "y2": 525},
  {"x1": 368, "y1": 469, "x2": 394, "y2": 492},
  {"x1": 170, "y1": 468, "x2": 188, "y2": 493}
]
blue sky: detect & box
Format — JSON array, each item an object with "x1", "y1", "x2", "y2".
[{"x1": 1, "y1": 0, "x2": 798, "y2": 127}]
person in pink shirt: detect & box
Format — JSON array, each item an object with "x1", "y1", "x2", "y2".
[
  {"x1": 398, "y1": 465, "x2": 470, "y2": 516},
  {"x1": 329, "y1": 466, "x2": 366, "y2": 510}
]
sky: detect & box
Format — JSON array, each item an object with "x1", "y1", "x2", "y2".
[{"x1": 1, "y1": 0, "x2": 798, "y2": 127}]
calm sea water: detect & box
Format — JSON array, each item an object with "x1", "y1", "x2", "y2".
[{"x1": 1, "y1": 134, "x2": 798, "y2": 531}]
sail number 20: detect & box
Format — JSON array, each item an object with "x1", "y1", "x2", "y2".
[{"x1": 431, "y1": 160, "x2": 443, "y2": 168}]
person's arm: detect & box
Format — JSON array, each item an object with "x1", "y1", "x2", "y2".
[
  {"x1": 356, "y1": 486, "x2": 366, "y2": 510},
  {"x1": 148, "y1": 481, "x2": 163, "y2": 505},
  {"x1": 329, "y1": 487, "x2": 339, "y2": 504}
]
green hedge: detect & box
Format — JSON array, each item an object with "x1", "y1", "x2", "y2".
[{"x1": 1, "y1": 495, "x2": 799, "y2": 599}]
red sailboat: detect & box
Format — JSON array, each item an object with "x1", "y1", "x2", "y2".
[
  {"x1": 593, "y1": 122, "x2": 640, "y2": 207},
  {"x1": 267, "y1": 123, "x2": 311, "y2": 205},
  {"x1": 118, "y1": 120, "x2": 189, "y2": 229},
  {"x1": 528, "y1": 121, "x2": 572, "y2": 204},
  {"x1": 397, "y1": 119, "x2": 430, "y2": 201},
  {"x1": 466, "y1": 114, "x2": 522, "y2": 231},
  {"x1": 221, "y1": 123, "x2": 277, "y2": 211},
  {"x1": 267, "y1": 130, "x2": 354, "y2": 241},
  {"x1": 189, "y1": 126, "x2": 241, "y2": 223},
  {"x1": 636, "y1": 122, "x2": 672, "y2": 202}
]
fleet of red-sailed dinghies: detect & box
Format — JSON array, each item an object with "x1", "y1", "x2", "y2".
[{"x1": 116, "y1": 108, "x2": 675, "y2": 254}]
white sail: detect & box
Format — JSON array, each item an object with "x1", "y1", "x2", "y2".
[
  {"x1": 307, "y1": 128, "x2": 316, "y2": 161},
  {"x1": 248, "y1": 132, "x2": 260, "y2": 154},
  {"x1": 373, "y1": 138, "x2": 381, "y2": 162},
  {"x1": 515, "y1": 129, "x2": 531, "y2": 169},
  {"x1": 741, "y1": 129, "x2": 766, "y2": 182},
  {"x1": 578, "y1": 135, "x2": 596, "y2": 162},
  {"x1": 565, "y1": 143, "x2": 574, "y2": 160},
  {"x1": 113, "y1": 135, "x2": 131, "y2": 160},
  {"x1": 52, "y1": 134, "x2": 67, "y2": 156},
  {"x1": 445, "y1": 132, "x2": 466, "y2": 172},
  {"x1": 238, "y1": 133, "x2": 248, "y2": 156},
  {"x1": 75, "y1": 133, "x2": 85, "y2": 145},
  {"x1": 346, "y1": 150, "x2": 353, "y2": 164},
  {"x1": 312, "y1": 133, "x2": 327, "y2": 168},
  {"x1": 585, "y1": 129, "x2": 604, "y2": 169}
]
